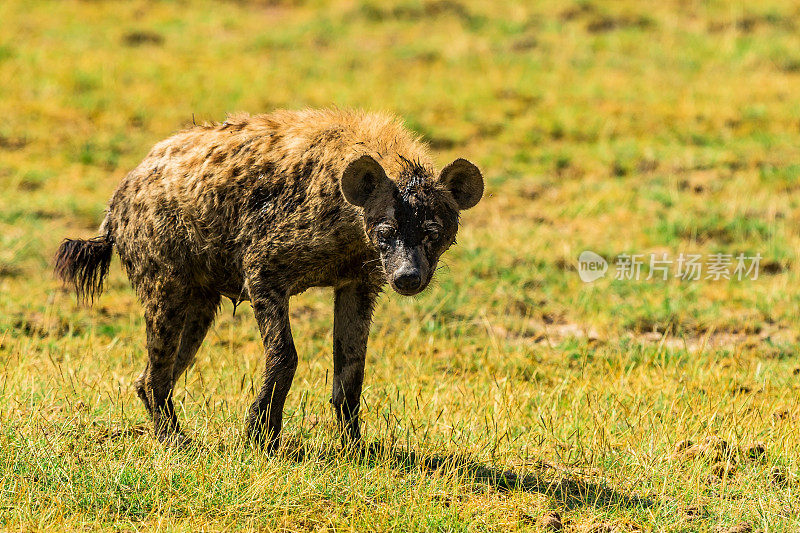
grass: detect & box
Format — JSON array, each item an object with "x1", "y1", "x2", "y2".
[{"x1": 1, "y1": 0, "x2": 800, "y2": 530}]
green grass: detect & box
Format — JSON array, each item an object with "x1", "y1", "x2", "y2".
[{"x1": 2, "y1": 0, "x2": 800, "y2": 530}]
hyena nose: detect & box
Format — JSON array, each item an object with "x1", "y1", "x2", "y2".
[{"x1": 394, "y1": 269, "x2": 422, "y2": 292}]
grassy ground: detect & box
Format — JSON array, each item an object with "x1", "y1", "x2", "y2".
[{"x1": 2, "y1": 0, "x2": 800, "y2": 530}]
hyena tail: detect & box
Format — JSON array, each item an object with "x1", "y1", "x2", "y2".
[{"x1": 54, "y1": 224, "x2": 114, "y2": 304}]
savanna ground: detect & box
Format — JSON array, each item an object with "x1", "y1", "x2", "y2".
[{"x1": 1, "y1": 0, "x2": 800, "y2": 530}]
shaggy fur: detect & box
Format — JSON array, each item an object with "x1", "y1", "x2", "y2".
[{"x1": 55, "y1": 108, "x2": 484, "y2": 449}]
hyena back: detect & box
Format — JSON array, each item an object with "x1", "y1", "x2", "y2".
[{"x1": 55, "y1": 109, "x2": 484, "y2": 449}]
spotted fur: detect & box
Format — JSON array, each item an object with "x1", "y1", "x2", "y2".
[{"x1": 54, "y1": 108, "x2": 484, "y2": 449}]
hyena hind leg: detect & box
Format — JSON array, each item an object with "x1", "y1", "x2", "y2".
[
  {"x1": 135, "y1": 280, "x2": 193, "y2": 444},
  {"x1": 135, "y1": 363, "x2": 153, "y2": 416},
  {"x1": 136, "y1": 290, "x2": 220, "y2": 414},
  {"x1": 171, "y1": 290, "x2": 220, "y2": 387}
]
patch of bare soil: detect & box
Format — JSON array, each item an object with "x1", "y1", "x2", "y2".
[{"x1": 487, "y1": 318, "x2": 795, "y2": 353}]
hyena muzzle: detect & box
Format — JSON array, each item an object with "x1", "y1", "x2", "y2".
[{"x1": 54, "y1": 109, "x2": 484, "y2": 450}]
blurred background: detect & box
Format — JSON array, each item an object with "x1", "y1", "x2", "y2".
[{"x1": 2, "y1": 0, "x2": 800, "y2": 529}]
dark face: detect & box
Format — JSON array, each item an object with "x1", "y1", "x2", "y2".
[
  {"x1": 340, "y1": 154, "x2": 484, "y2": 296},
  {"x1": 369, "y1": 185, "x2": 459, "y2": 296}
]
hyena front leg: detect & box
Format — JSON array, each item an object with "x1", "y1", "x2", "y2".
[
  {"x1": 246, "y1": 280, "x2": 297, "y2": 452},
  {"x1": 331, "y1": 281, "x2": 378, "y2": 443}
]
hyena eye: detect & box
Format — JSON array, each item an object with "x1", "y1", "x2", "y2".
[
  {"x1": 424, "y1": 226, "x2": 441, "y2": 243},
  {"x1": 375, "y1": 225, "x2": 396, "y2": 244}
]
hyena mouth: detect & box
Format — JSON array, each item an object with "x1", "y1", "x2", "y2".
[{"x1": 392, "y1": 284, "x2": 425, "y2": 296}]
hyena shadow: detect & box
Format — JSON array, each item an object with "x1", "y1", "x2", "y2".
[
  {"x1": 93, "y1": 421, "x2": 654, "y2": 511},
  {"x1": 281, "y1": 438, "x2": 656, "y2": 512}
]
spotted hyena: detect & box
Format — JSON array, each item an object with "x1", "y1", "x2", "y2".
[{"x1": 55, "y1": 109, "x2": 484, "y2": 449}]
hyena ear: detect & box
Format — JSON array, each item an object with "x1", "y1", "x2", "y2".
[
  {"x1": 438, "y1": 158, "x2": 484, "y2": 210},
  {"x1": 341, "y1": 155, "x2": 392, "y2": 207}
]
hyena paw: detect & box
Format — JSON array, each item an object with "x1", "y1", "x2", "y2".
[{"x1": 157, "y1": 430, "x2": 193, "y2": 449}]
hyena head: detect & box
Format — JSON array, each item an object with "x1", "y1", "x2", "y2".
[{"x1": 341, "y1": 154, "x2": 484, "y2": 295}]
